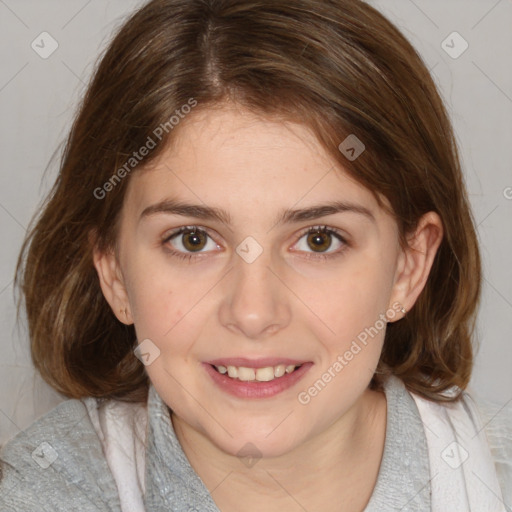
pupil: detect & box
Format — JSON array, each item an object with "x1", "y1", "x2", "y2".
[
  {"x1": 184, "y1": 231, "x2": 205, "y2": 251},
  {"x1": 308, "y1": 232, "x2": 331, "y2": 252}
]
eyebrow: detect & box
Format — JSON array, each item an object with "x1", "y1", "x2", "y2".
[{"x1": 140, "y1": 198, "x2": 376, "y2": 225}]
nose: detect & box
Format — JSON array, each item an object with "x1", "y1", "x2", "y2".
[{"x1": 218, "y1": 250, "x2": 291, "y2": 340}]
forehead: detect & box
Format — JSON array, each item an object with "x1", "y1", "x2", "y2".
[{"x1": 124, "y1": 105, "x2": 386, "y2": 222}]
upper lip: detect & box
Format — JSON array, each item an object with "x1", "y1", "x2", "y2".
[{"x1": 205, "y1": 357, "x2": 308, "y2": 368}]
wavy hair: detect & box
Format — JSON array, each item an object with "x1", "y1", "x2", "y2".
[{"x1": 16, "y1": 0, "x2": 481, "y2": 402}]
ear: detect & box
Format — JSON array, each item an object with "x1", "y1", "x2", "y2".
[
  {"x1": 388, "y1": 211, "x2": 443, "y2": 321},
  {"x1": 91, "y1": 235, "x2": 134, "y2": 325}
]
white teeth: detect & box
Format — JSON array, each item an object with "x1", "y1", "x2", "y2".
[
  {"x1": 237, "y1": 367, "x2": 256, "y2": 381},
  {"x1": 274, "y1": 364, "x2": 286, "y2": 377},
  {"x1": 215, "y1": 363, "x2": 300, "y2": 382},
  {"x1": 255, "y1": 367, "x2": 275, "y2": 381}
]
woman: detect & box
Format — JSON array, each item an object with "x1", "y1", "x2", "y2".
[{"x1": 1, "y1": 0, "x2": 510, "y2": 510}]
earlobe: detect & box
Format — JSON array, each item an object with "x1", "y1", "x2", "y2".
[
  {"x1": 388, "y1": 211, "x2": 443, "y2": 321},
  {"x1": 92, "y1": 244, "x2": 134, "y2": 325}
]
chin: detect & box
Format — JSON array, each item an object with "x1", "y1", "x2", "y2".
[{"x1": 209, "y1": 422, "x2": 307, "y2": 460}]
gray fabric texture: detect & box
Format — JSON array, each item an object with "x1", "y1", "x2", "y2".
[
  {"x1": 364, "y1": 376, "x2": 430, "y2": 511},
  {"x1": 1, "y1": 374, "x2": 507, "y2": 511}
]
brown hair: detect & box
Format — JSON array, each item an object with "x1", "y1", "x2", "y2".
[{"x1": 15, "y1": 0, "x2": 481, "y2": 402}]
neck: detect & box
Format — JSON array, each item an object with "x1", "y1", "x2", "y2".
[{"x1": 172, "y1": 387, "x2": 387, "y2": 512}]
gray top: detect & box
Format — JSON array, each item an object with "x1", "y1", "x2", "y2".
[
  {"x1": 1, "y1": 374, "x2": 507, "y2": 511},
  {"x1": 143, "y1": 375, "x2": 430, "y2": 511},
  {"x1": 364, "y1": 376, "x2": 430, "y2": 511}
]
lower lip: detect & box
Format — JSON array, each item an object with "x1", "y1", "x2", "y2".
[{"x1": 203, "y1": 362, "x2": 313, "y2": 399}]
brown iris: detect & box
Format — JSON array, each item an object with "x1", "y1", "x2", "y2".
[
  {"x1": 181, "y1": 230, "x2": 207, "y2": 252},
  {"x1": 307, "y1": 230, "x2": 332, "y2": 252}
]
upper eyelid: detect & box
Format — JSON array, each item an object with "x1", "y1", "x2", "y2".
[
  {"x1": 299, "y1": 225, "x2": 347, "y2": 238},
  {"x1": 162, "y1": 225, "x2": 217, "y2": 241}
]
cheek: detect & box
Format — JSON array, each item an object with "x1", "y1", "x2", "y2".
[
  {"x1": 125, "y1": 262, "x2": 186, "y2": 342},
  {"x1": 126, "y1": 258, "x2": 220, "y2": 362},
  {"x1": 295, "y1": 261, "x2": 392, "y2": 339}
]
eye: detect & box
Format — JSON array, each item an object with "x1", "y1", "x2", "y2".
[
  {"x1": 163, "y1": 226, "x2": 220, "y2": 257},
  {"x1": 161, "y1": 224, "x2": 348, "y2": 262},
  {"x1": 292, "y1": 225, "x2": 348, "y2": 259}
]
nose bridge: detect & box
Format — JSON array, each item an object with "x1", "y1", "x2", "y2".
[{"x1": 218, "y1": 244, "x2": 291, "y2": 339}]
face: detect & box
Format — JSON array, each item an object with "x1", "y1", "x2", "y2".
[{"x1": 97, "y1": 104, "x2": 416, "y2": 458}]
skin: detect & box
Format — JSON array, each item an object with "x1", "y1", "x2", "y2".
[{"x1": 94, "y1": 103, "x2": 443, "y2": 511}]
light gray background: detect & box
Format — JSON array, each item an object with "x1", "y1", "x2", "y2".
[{"x1": 0, "y1": 0, "x2": 511, "y2": 446}]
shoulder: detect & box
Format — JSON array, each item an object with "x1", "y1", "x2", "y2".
[
  {"x1": 410, "y1": 385, "x2": 512, "y2": 506},
  {"x1": 0, "y1": 397, "x2": 121, "y2": 512},
  {"x1": 473, "y1": 393, "x2": 512, "y2": 506}
]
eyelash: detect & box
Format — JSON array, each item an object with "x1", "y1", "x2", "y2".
[{"x1": 161, "y1": 225, "x2": 349, "y2": 262}]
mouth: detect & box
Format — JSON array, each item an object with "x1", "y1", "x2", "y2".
[
  {"x1": 211, "y1": 363, "x2": 302, "y2": 382},
  {"x1": 203, "y1": 358, "x2": 312, "y2": 399}
]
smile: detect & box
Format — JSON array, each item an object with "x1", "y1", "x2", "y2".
[
  {"x1": 203, "y1": 359, "x2": 313, "y2": 399},
  {"x1": 213, "y1": 364, "x2": 301, "y2": 382}
]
